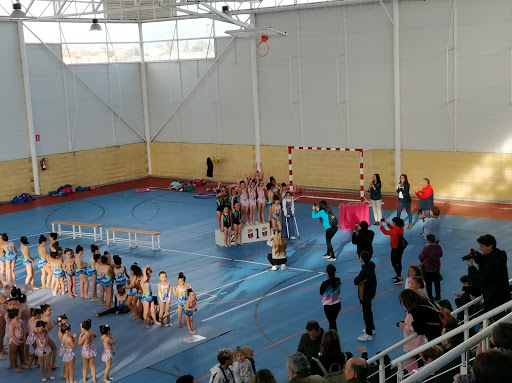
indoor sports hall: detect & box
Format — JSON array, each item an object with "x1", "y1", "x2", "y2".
[{"x1": 1, "y1": 1, "x2": 512, "y2": 383}]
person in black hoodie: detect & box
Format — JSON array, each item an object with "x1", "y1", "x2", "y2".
[
  {"x1": 354, "y1": 251, "x2": 377, "y2": 341},
  {"x1": 352, "y1": 221, "x2": 375, "y2": 256},
  {"x1": 466, "y1": 234, "x2": 510, "y2": 314}
]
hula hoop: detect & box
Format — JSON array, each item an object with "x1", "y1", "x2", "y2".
[{"x1": 193, "y1": 194, "x2": 216, "y2": 199}]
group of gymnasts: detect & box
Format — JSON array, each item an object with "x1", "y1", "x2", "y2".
[
  {"x1": 1, "y1": 286, "x2": 116, "y2": 383},
  {"x1": 215, "y1": 163, "x2": 297, "y2": 247}
]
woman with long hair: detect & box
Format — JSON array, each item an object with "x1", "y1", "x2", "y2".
[
  {"x1": 380, "y1": 217, "x2": 405, "y2": 284},
  {"x1": 320, "y1": 264, "x2": 341, "y2": 331},
  {"x1": 310, "y1": 329, "x2": 350, "y2": 376},
  {"x1": 267, "y1": 230, "x2": 287, "y2": 271},
  {"x1": 368, "y1": 174, "x2": 383, "y2": 225},
  {"x1": 398, "y1": 289, "x2": 442, "y2": 341},
  {"x1": 396, "y1": 174, "x2": 413, "y2": 229},
  {"x1": 312, "y1": 201, "x2": 338, "y2": 261}
]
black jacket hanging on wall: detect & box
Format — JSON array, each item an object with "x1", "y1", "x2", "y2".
[{"x1": 206, "y1": 157, "x2": 214, "y2": 178}]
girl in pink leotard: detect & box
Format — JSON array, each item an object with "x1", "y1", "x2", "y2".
[
  {"x1": 257, "y1": 179, "x2": 266, "y2": 224},
  {"x1": 239, "y1": 180, "x2": 249, "y2": 226},
  {"x1": 248, "y1": 179, "x2": 257, "y2": 225}
]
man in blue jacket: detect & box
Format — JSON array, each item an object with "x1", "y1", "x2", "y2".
[{"x1": 354, "y1": 251, "x2": 377, "y2": 341}]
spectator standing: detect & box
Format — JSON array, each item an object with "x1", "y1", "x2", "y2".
[
  {"x1": 312, "y1": 201, "x2": 339, "y2": 261},
  {"x1": 368, "y1": 174, "x2": 383, "y2": 225},
  {"x1": 209, "y1": 349, "x2": 235, "y2": 383},
  {"x1": 379, "y1": 217, "x2": 405, "y2": 285},
  {"x1": 418, "y1": 206, "x2": 441, "y2": 240},
  {"x1": 414, "y1": 178, "x2": 434, "y2": 218},
  {"x1": 467, "y1": 234, "x2": 510, "y2": 314},
  {"x1": 418, "y1": 234, "x2": 443, "y2": 301},
  {"x1": 297, "y1": 321, "x2": 325, "y2": 362},
  {"x1": 353, "y1": 251, "x2": 377, "y2": 341},
  {"x1": 398, "y1": 289, "x2": 443, "y2": 341},
  {"x1": 396, "y1": 174, "x2": 413, "y2": 230},
  {"x1": 320, "y1": 264, "x2": 341, "y2": 331},
  {"x1": 286, "y1": 353, "x2": 324, "y2": 383},
  {"x1": 351, "y1": 221, "x2": 374, "y2": 256}
]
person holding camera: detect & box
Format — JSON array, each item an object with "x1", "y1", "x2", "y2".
[
  {"x1": 414, "y1": 178, "x2": 434, "y2": 218},
  {"x1": 466, "y1": 234, "x2": 510, "y2": 313},
  {"x1": 312, "y1": 201, "x2": 338, "y2": 261},
  {"x1": 352, "y1": 221, "x2": 374, "y2": 256},
  {"x1": 380, "y1": 217, "x2": 405, "y2": 285}
]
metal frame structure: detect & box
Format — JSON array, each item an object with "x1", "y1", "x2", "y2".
[{"x1": 288, "y1": 146, "x2": 365, "y2": 203}]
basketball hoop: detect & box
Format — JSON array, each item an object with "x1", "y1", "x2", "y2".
[{"x1": 257, "y1": 36, "x2": 270, "y2": 57}]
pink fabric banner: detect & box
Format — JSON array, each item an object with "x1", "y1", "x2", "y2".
[{"x1": 338, "y1": 203, "x2": 370, "y2": 231}]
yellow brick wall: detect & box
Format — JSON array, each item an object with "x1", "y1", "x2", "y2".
[
  {"x1": 402, "y1": 151, "x2": 512, "y2": 202},
  {"x1": 0, "y1": 158, "x2": 34, "y2": 202},
  {"x1": 150, "y1": 142, "x2": 257, "y2": 182},
  {"x1": 0, "y1": 144, "x2": 148, "y2": 201}
]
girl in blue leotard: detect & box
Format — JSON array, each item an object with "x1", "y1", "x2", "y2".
[
  {"x1": 38, "y1": 235, "x2": 52, "y2": 289},
  {"x1": 50, "y1": 251, "x2": 65, "y2": 297},
  {"x1": 2, "y1": 233, "x2": 18, "y2": 287},
  {"x1": 173, "y1": 272, "x2": 192, "y2": 328},
  {"x1": 157, "y1": 271, "x2": 172, "y2": 327},
  {"x1": 112, "y1": 255, "x2": 129, "y2": 288},
  {"x1": 141, "y1": 264, "x2": 161, "y2": 329},
  {"x1": 89, "y1": 245, "x2": 101, "y2": 301},
  {"x1": 97, "y1": 255, "x2": 114, "y2": 309},
  {"x1": 63, "y1": 248, "x2": 77, "y2": 298},
  {"x1": 126, "y1": 263, "x2": 142, "y2": 319},
  {"x1": 20, "y1": 236, "x2": 37, "y2": 292},
  {"x1": 75, "y1": 245, "x2": 90, "y2": 299},
  {"x1": 183, "y1": 289, "x2": 198, "y2": 335}
]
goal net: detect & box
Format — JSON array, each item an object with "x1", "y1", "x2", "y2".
[{"x1": 288, "y1": 146, "x2": 367, "y2": 203}]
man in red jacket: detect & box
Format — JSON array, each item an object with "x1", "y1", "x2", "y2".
[{"x1": 414, "y1": 178, "x2": 434, "y2": 217}]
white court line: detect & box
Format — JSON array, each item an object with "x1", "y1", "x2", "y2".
[
  {"x1": 159, "y1": 247, "x2": 320, "y2": 274},
  {"x1": 202, "y1": 273, "x2": 324, "y2": 321}
]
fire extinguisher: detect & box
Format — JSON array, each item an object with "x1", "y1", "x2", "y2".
[{"x1": 40, "y1": 158, "x2": 47, "y2": 171}]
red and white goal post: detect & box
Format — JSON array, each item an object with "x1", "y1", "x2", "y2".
[{"x1": 288, "y1": 146, "x2": 365, "y2": 203}]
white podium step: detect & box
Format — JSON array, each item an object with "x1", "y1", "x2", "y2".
[{"x1": 215, "y1": 222, "x2": 272, "y2": 246}]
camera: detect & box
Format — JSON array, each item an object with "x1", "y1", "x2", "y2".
[
  {"x1": 313, "y1": 203, "x2": 317, "y2": 207},
  {"x1": 462, "y1": 249, "x2": 479, "y2": 262},
  {"x1": 380, "y1": 218, "x2": 386, "y2": 222},
  {"x1": 396, "y1": 322, "x2": 402, "y2": 327}
]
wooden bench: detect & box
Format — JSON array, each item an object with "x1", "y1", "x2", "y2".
[
  {"x1": 105, "y1": 228, "x2": 161, "y2": 250},
  {"x1": 51, "y1": 221, "x2": 103, "y2": 241}
]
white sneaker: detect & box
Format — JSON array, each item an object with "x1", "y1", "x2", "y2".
[
  {"x1": 290, "y1": 236, "x2": 296, "y2": 240},
  {"x1": 281, "y1": 264, "x2": 286, "y2": 270},
  {"x1": 271, "y1": 265, "x2": 277, "y2": 271},
  {"x1": 363, "y1": 329, "x2": 376, "y2": 335},
  {"x1": 357, "y1": 333, "x2": 373, "y2": 341}
]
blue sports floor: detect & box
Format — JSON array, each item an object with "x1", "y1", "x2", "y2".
[{"x1": 1, "y1": 189, "x2": 512, "y2": 382}]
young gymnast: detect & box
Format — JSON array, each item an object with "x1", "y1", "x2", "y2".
[
  {"x1": 256, "y1": 179, "x2": 266, "y2": 224},
  {"x1": 50, "y1": 251, "x2": 65, "y2": 297},
  {"x1": 20, "y1": 236, "x2": 37, "y2": 293},
  {"x1": 57, "y1": 314, "x2": 69, "y2": 379},
  {"x1": 60, "y1": 323, "x2": 77, "y2": 383},
  {"x1": 75, "y1": 246, "x2": 91, "y2": 299},
  {"x1": 221, "y1": 206, "x2": 233, "y2": 248},
  {"x1": 63, "y1": 249, "x2": 78, "y2": 298},
  {"x1": 35, "y1": 320, "x2": 55, "y2": 381},
  {"x1": 78, "y1": 319, "x2": 97, "y2": 383},
  {"x1": 97, "y1": 255, "x2": 114, "y2": 309},
  {"x1": 2, "y1": 233, "x2": 18, "y2": 287},
  {"x1": 49, "y1": 233, "x2": 58, "y2": 252},
  {"x1": 126, "y1": 264, "x2": 142, "y2": 319},
  {"x1": 141, "y1": 264, "x2": 161, "y2": 328},
  {"x1": 8, "y1": 308, "x2": 26, "y2": 372},
  {"x1": 183, "y1": 289, "x2": 197, "y2": 334},
  {"x1": 99, "y1": 325, "x2": 115, "y2": 383},
  {"x1": 112, "y1": 255, "x2": 129, "y2": 288},
  {"x1": 232, "y1": 202, "x2": 243, "y2": 246},
  {"x1": 173, "y1": 272, "x2": 192, "y2": 328},
  {"x1": 0, "y1": 234, "x2": 5, "y2": 288},
  {"x1": 89, "y1": 246, "x2": 101, "y2": 301},
  {"x1": 94, "y1": 285, "x2": 130, "y2": 317},
  {"x1": 157, "y1": 271, "x2": 173, "y2": 327},
  {"x1": 25, "y1": 308, "x2": 42, "y2": 368},
  {"x1": 215, "y1": 184, "x2": 229, "y2": 230},
  {"x1": 248, "y1": 179, "x2": 257, "y2": 225},
  {"x1": 239, "y1": 179, "x2": 249, "y2": 226},
  {"x1": 41, "y1": 304, "x2": 59, "y2": 369},
  {"x1": 268, "y1": 195, "x2": 282, "y2": 234},
  {"x1": 38, "y1": 235, "x2": 52, "y2": 289}
]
